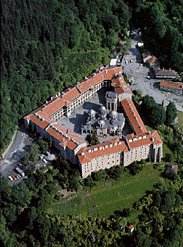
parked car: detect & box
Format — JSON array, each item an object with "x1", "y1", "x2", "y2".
[
  {"x1": 8, "y1": 176, "x2": 13, "y2": 181},
  {"x1": 42, "y1": 158, "x2": 48, "y2": 164},
  {"x1": 15, "y1": 166, "x2": 25, "y2": 177},
  {"x1": 40, "y1": 154, "x2": 44, "y2": 160},
  {"x1": 11, "y1": 175, "x2": 18, "y2": 181}
]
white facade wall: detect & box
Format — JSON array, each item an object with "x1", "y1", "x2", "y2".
[
  {"x1": 64, "y1": 81, "x2": 104, "y2": 117},
  {"x1": 52, "y1": 108, "x2": 64, "y2": 121},
  {"x1": 50, "y1": 79, "x2": 109, "y2": 119},
  {"x1": 80, "y1": 142, "x2": 163, "y2": 178},
  {"x1": 81, "y1": 152, "x2": 121, "y2": 178},
  {"x1": 123, "y1": 145, "x2": 150, "y2": 167},
  {"x1": 151, "y1": 143, "x2": 163, "y2": 163}
]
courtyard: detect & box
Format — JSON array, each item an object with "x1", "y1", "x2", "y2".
[{"x1": 58, "y1": 87, "x2": 132, "y2": 142}]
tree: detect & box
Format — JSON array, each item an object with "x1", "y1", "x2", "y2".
[
  {"x1": 35, "y1": 214, "x2": 52, "y2": 245},
  {"x1": 153, "y1": 191, "x2": 161, "y2": 208},
  {"x1": 164, "y1": 153, "x2": 173, "y2": 162},
  {"x1": 22, "y1": 143, "x2": 40, "y2": 166},
  {"x1": 141, "y1": 95, "x2": 166, "y2": 127},
  {"x1": 84, "y1": 176, "x2": 95, "y2": 188},
  {"x1": 37, "y1": 139, "x2": 49, "y2": 153},
  {"x1": 90, "y1": 131, "x2": 99, "y2": 145},
  {"x1": 166, "y1": 102, "x2": 177, "y2": 126},
  {"x1": 11, "y1": 182, "x2": 32, "y2": 208},
  {"x1": 0, "y1": 215, "x2": 17, "y2": 247},
  {"x1": 173, "y1": 141, "x2": 182, "y2": 163},
  {"x1": 91, "y1": 170, "x2": 106, "y2": 181},
  {"x1": 69, "y1": 176, "x2": 81, "y2": 191}
]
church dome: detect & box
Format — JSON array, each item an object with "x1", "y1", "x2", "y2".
[{"x1": 110, "y1": 110, "x2": 117, "y2": 119}]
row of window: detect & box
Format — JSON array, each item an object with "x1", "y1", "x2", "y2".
[
  {"x1": 52, "y1": 107, "x2": 65, "y2": 120},
  {"x1": 53, "y1": 81, "x2": 105, "y2": 120},
  {"x1": 125, "y1": 147, "x2": 149, "y2": 162},
  {"x1": 83, "y1": 156, "x2": 120, "y2": 174}
]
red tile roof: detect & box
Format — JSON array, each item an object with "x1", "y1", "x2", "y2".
[
  {"x1": 37, "y1": 87, "x2": 81, "y2": 119},
  {"x1": 112, "y1": 76, "x2": 132, "y2": 95},
  {"x1": 25, "y1": 114, "x2": 84, "y2": 151},
  {"x1": 121, "y1": 99, "x2": 147, "y2": 135},
  {"x1": 36, "y1": 66, "x2": 122, "y2": 119},
  {"x1": 126, "y1": 131, "x2": 162, "y2": 149},
  {"x1": 37, "y1": 97, "x2": 65, "y2": 119},
  {"x1": 63, "y1": 87, "x2": 81, "y2": 102},
  {"x1": 77, "y1": 138, "x2": 128, "y2": 164},
  {"x1": 126, "y1": 133, "x2": 152, "y2": 149},
  {"x1": 78, "y1": 130, "x2": 162, "y2": 165},
  {"x1": 151, "y1": 130, "x2": 163, "y2": 145},
  {"x1": 77, "y1": 67, "x2": 122, "y2": 93},
  {"x1": 46, "y1": 124, "x2": 80, "y2": 150},
  {"x1": 26, "y1": 114, "x2": 49, "y2": 129},
  {"x1": 77, "y1": 72, "x2": 104, "y2": 93},
  {"x1": 24, "y1": 65, "x2": 163, "y2": 163},
  {"x1": 51, "y1": 122, "x2": 85, "y2": 145},
  {"x1": 47, "y1": 125, "x2": 66, "y2": 144},
  {"x1": 160, "y1": 80, "x2": 183, "y2": 90}
]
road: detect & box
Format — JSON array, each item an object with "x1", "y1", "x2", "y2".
[
  {"x1": 0, "y1": 130, "x2": 32, "y2": 178},
  {"x1": 122, "y1": 39, "x2": 183, "y2": 112}
]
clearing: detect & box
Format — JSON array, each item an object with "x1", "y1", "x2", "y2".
[
  {"x1": 47, "y1": 165, "x2": 162, "y2": 217},
  {"x1": 177, "y1": 111, "x2": 183, "y2": 129}
]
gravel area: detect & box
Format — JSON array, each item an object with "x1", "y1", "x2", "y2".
[{"x1": 123, "y1": 39, "x2": 183, "y2": 112}]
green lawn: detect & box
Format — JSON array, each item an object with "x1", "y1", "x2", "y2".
[
  {"x1": 177, "y1": 111, "x2": 183, "y2": 129},
  {"x1": 47, "y1": 165, "x2": 162, "y2": 217},
  {"x1": 163, "y1": 143, "x2": 174, "y2": 158}
]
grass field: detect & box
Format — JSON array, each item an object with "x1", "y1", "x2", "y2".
[
  {"x1": 47, "y1": 165, "x2": 162, "y2": 217},
  {"x1": 163, "y1": 143, "x2": 174, "y2": 158},
  {"x1": 177, "y1": 111, "x2": 183, "y2": 129}
]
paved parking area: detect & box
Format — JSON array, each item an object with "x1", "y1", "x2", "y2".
[
  {"x1": 123, "y1": 39, "x2": 183, "y2": 112},
  {"x1": 0, "y1": 130, "x2": 32, "y2": 183}
]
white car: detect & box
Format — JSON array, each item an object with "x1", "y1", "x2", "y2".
[
  {"x1": 40, "y1": 154, "x2": 45, "y2": 160},
  {"x1": 8, "y1": 176, "x2": 13, "y2": 181},
  {"x1": 42, "y1": 158, "x2": 48, "y2": 164}
]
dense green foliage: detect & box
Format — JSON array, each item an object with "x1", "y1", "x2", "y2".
[
  {"x1": 1, "y1": 1, "x2": 183, "y2": 245},
  {"x1": 129, "y1": 0, "x2": 183, "y2": 71},
  {"x1": 1, "y1": 0, "x2": 183, "y2": 154},
  {"x1": 166, "y1": 102, "x2": 177, "y2": 126},
  {"x1": 141, "y1": 95, "x2": 166, "y2": 127},
  {"x1": 0, "y1": 124, "x2": 182, "y2": 246},
  {"x1": 0, "y1": 0, "x2": 130, "y2": 153},
  {"x1": 140, "y1": 95, "x2": 178, "y2": 128},
  {"x1": 0, "y1": 163, "x2": 183, "y2": 246},
  {"x1": 134, "y1": 182, "x2": 183, "y2": 247}
]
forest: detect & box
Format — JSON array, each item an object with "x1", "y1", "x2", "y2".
[
  {"x1": 0, "y1": 1, "x2": 183, "y2": 246},
  {"x1": 1, "y1": 0, "x2": 183, "y2": 153},
  {"x1": 0, "y1": 159, "x2": 183, "y2": 246}
]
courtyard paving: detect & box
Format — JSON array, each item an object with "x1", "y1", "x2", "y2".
[{"x1": 58, "y1": 87, "x2": 132, "y2": 142}]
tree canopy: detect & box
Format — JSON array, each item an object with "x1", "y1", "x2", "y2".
[
  {"x1": 0, "y1": 0, "x2": 130, "y2": 153},
  {"x1": 1, "y1": 0, "x2": 183, "y2": 154}
]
